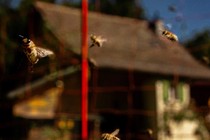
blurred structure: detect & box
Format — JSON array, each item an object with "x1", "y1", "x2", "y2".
[
  {"x1": 3, "y1": 1, "x2": 210, "y2": 140},
  {"x1": 205, "y1": 98, "x2": 210, "y2": 132},
  {"x1": 8, "y1": 66, "x2": 102, "y2": 140},
  {"x1": 156, "y1": 81, "x2": 209, "y2": 140}
]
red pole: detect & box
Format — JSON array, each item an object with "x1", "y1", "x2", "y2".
[{"x1": 81, "y1": 0, "x2": 88, "y2": 140}]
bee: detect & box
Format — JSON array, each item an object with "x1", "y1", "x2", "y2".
[
  {"x1": 89, "y1": 34, "x2": 107, "y2": 48},
  {"x1": 168, "y1": 5, "x2": 177, "y2": 12},
  {"x1": 101, "y1": 129, "x2": 120, "y2": 140},
  {"x1": 162, "y1": 30, "x2": 178, "y2": 42},
  {"x1": 18, "y1": 35, "x2": 54, "y2": 71},
  {"x1": 202, "y1": 56, "x2": 210, "y2": 64}
]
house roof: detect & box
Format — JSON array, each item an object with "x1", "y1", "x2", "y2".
[
  {"x1": 35, "y1": 1, "x2": 210, "y2": 79},
  {"x1": 7, "y1": 65, "x2": 80, "y2": 98}
]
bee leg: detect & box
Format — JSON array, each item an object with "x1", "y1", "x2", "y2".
[
  {"x1": 28, "y1": 64, "x2": 34, "y2": 73},
  {"x1": 101, "y1": 135, "x2": 106, "y2": 140},
  {"x1": 96, "y1": 42, "x2": 100, "y2": 47}
]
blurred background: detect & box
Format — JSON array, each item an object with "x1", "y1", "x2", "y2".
[{"x1": 1, "y1": 0, "x2": 210, "y2": 140}]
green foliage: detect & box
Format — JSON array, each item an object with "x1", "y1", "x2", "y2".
[
  {"x1": 90, "y1": 0, "x2": 145, "y2": 19},
  {"x1": 39, "y1": 0, "x2": 56, "y2": 3},
  {"x1": 59, "y1": 0, "x2": 145, "y2": 19},
  {"x1": 185, "y1": 30, "x2": 210, "y2": 65},
  {"x1": 18, "y1": 0, "x2": 35, "y2": 12},
  {"x1": 0, "y1": 0, "x2": 13, "y2": 8},
  {"x1": 185, "y1": 30, "x2": 210, "y2": 48},
  {"x1": 62, "y1": 2, "x2": 81, "y2": 8},
  {"x1": 41, "y1": 126, "x2": 62, "y2": 139}
]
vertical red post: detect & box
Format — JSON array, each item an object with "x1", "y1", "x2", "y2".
[{"x1": 81, "y1": 0, "x2": 88, "y2": 140}]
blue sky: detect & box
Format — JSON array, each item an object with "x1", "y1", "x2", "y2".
[{"x1": 141, "y1": 0, "x2": 210, "y2": 42}]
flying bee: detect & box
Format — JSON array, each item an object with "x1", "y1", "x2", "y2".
[
  {"x1": 89, "y1": 34, "x2": 107, "y2": 48},
  {"x1": 202, "y1": 56, "x2": 210, "y2": 64},
  {"x1": 162, "y1": 30, "x2": 178, "y2": 42},
  {"x1": 101, "y1": 129, "x2": 120, "y2": 140},
  {"x1": 18, "y1": 35, "x2": 54, "y2": 71},
  {"x1": 168, "y1": 5, "x2": 177, "y2": 12}
]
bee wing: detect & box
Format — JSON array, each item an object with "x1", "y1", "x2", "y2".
[
  {"x1": 35, "y1": 47, "x2": 54, "y2": 58},
  {"x1": 111, "y1": 129, "x2": 119, "y2": 136},
  {"x1": 98, "y1": 37, "x2": 107, "y2": 43},
  {"x1": 97, "y1": 38, "x2": 107, "y2": 47},
  {"x1": 165, "y1": 23, "x2": 172, "y2": 30},
  {"x1": 114, "y1": 137, "x2": 120, "y2": 140}
]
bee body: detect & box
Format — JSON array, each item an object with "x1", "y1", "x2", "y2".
[
  {"x1": 22, "y1": 40, "x2": 39, "y2": 65},
  {"x1": 162, "y1": 30, "x2": 178, "y2": 42},
  {"x1": 90, "y1": 34, "x2": 107, "y2": 48},
  {"x1": 101, "y1": 129, "x2": 120, "y2": 140},
  {"x1": 19, "y1": 35, "x2": 54, "y2": 70}
]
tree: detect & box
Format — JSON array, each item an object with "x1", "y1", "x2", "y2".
[
  {"x1": 185, "y1": 30, "x2": 210, "y2": 65},
  {"x1": 89, "y1": 0, "x2": 145, "y2": 19},
  {"x1": 58, "y1": 0, "x2": 145, "y2": 19}
]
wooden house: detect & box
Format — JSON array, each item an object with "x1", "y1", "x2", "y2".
[{"x1": 6, "y1": 1, "x2": 210, "y2": 139}]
